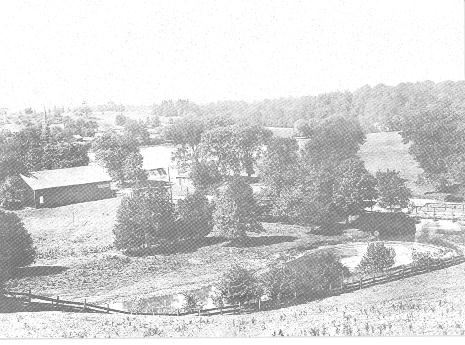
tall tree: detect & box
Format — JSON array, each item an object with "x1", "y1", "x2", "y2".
[
  {"x1": 212, "y1": 178, "x2": 263, "y2": 240},
  {"x1": 301, "y1": 115, "x2": 365, "y2": 167},
  {"x1": 93, "y1": 132, "x2": 139, "y2": 183},
  {"x1": 332, "y1": 158, "x2": 377, "y2": 221},
  {"x1": 375, "y1": 169, "x2": 412, "y2": 211},
  {"x1": 200, "y1": 125, "x2": 271, "y2": 177},
  {"x1": 259, "y1": 136, "x2": 301, "y2": 195},
  {"x1": 113, "y1": 184, "x2": 175, "y2": 250},
  {"x1": 164, "y1": 116, "x2": 206, "y2": 172}
]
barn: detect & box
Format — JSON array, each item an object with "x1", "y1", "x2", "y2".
[{"x1": 20, "y1": 165, "x2": 114, "y2": 208}]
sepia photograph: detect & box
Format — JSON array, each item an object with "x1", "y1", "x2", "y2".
[{"x1": 1, "y1": 0, "x2": 465, "y2": 338}]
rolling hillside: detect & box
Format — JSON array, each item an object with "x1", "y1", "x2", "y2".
[{"x1": 358, "y1": 131, "x2": 429, "y2": 196}]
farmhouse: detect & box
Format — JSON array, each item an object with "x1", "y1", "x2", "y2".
[{"x1": 20, "y1": 165, "x2": 114, "y2": 208}]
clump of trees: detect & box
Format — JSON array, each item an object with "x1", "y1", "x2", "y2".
[
  {"x1": 212, "y1": 178, "x2": 263, "y2": 241},
  {"x1": 113, "y1": 185, "x2": 214, "y2": 252},
  {"x1": 92, "y1": 132, "x2": 140, "y2": 185},
  {"x1": 176, "y1": 192, "x2": 213, "y2": 239},
  {"x1": 215, "y1": 251, "x2": 347, "y2": 308},
  {"x1": 0, "y1": 124, "x2": 92, "y2": 209},
  {"x1": 358, "y1": 242, "x2": 396, "y2": 273},
  {"x1": 165, "y1": 116, "x2": 271, "y2": 180},
  {"x1": 0, "y1": 210, "x2": 36, "y2": 283},
  {"x1": 260, "y1": 117, "x2": 376, "y2": 226},
  {"x1": 113, "y1": 184, "x2": 176, "y2": 251}
]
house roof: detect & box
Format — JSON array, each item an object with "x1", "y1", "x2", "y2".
[{"x1": 20, "y1": 165, "x2": 112, "y2": 190}]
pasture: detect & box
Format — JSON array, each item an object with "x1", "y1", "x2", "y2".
[{"x1": 358, "y1": 131, "x2": 431, "y2": 196}]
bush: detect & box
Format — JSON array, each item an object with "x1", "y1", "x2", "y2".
[
  {"x1": 0, "y1": 176, "x2": 27, "y2": 210},
  {"x1": 411, "y1": 249, "x2": 442, "y2": 267},
  {"x1": 287, "y1": 250, "x2": 347, "y2": 298},
  {"x1": 181, "y1": 292, "x2": 203, "y2": 312},
  {"x1": 358, "y1": 242, "x2": 396, "y2": 273},
  {"x1": 260, "y1": 264, "x2": 298, "y2": 303},
  {"x1": 212, "y1": 178, "x2": 263, "y2": 240},
  {"x1": 217, "y1": 265, "x2": 262, "y2": 306},
  {"x1": 0, "y1": 210, "x2": 36, "y2": 281},
  {"x1": 113, "y1": 185, "x2": 176, "y2": 251},
  {"x1": 176, "y1": 192, "x2": 213, "y2": 239}
]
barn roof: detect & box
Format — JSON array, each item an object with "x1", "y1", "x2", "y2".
[{"x1": 20, "y1": 165, "x2": 112, "y2": 190}]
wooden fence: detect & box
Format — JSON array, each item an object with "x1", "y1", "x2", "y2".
[{"x1": 4, "y1": 255, "x2": 465, "y2": 317}]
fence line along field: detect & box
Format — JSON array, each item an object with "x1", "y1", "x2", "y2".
[{"x1": 2, "y1": 261, "x2": 465, "y2": 337}]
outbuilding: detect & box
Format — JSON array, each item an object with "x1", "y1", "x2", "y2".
[{"x1": 20, "y1": 165, "x2": 114, "y2": 208}]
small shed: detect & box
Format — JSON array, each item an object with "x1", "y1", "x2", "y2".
[{"x1": 20, "y1": 165, "x2": 114, "y2": 208}]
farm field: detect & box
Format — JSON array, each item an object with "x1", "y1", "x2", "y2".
[
  {"x1": 2, "y1": 261, "x2": 465, "y2": 337},
  {"x1": 6, "y1": 197, "x2": 358, "y2": 307}
]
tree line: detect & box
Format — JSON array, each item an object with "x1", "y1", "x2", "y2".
[{"x1": 149, "y1": 81, "x2": 465, "y2": 133}]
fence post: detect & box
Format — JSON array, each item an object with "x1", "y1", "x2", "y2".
[
  {"x1": 258, "y1": 299, "x2": 261, "y2": 311},
  {"x1": 107, "y1": 304, "x2": 110, "y2": 314},
  {"x1": 177, "y1": 309, "x2": 180, "y2": 316},
  {"x1": 198, "y1": 308, "x2": 201, "y2": 316},
  {"x1": 83, "y1": 299, "x2": 87, "y2": 312},
  {"x1": 359, "y1": 277, "x2": 363, "y2": 290},
  {"x1": 56, "y1": 296, "x2": 59, "y2": 309},
  {"x1": 28, "y1": 289, "x2": 31, "y2": 303}
]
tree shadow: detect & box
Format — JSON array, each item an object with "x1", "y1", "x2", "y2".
[
  {"x1": 309, "y1": 223, "x2": 350, "y2": 236},
  {"x1": 12, "y1": 266, "x2": 68, "y2": 279},
  {"x1": 127, "y1": 236, "x2": 229, "y2": 256},
  {"x1": 225, "y1": 235, "x2": 297, "y2": 248}
]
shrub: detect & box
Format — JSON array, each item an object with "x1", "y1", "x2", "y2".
[
  {"x1": 181, "y1": 292, "x2": 203, "y2": 312},
  {"x1": 176, "y1": 192, "x2": 213, "y2": 239},
  {"x1": 113, "y1": 185, "x2": 176, "y2": 251},
  {"x1": 287, "y1": 250, "x2": 347, "y2": 297},
  {"x1": 0, "y1": 176, "x2": 27, "y2": 210},
  {"x1": 411, "y1": 249, "x2": 441, "y2": 267},
  {"x1": 115, "y1": 113, "x2": 127, "y2": 126},
  {"x1": 212, "y1": 178, "x2": 263, "y2": 240},
  {"x1": 260, "y1": 264, "x2": 298, "y2": 303},
  {"x1": 217, "y1": 265, "x2": 262, "y2": 306},
  {"x1": 0, "y1": 209, "x2": 36, "y2": 281},
  {"x1": 358, "y1": 242, "x2": 396, "y2": 273}
]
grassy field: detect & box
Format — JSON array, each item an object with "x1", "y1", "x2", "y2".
[
  {"x1": 2, "y1": 262, "x2": 465, "y2": 337},
  {"x1": 358, "y1": 131, "x2": 431, "y2": 196},
  {"x1": 6, "y1": 198, "x2": 357, "y2": 306}
]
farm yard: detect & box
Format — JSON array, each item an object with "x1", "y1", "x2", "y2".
[
  {"x1": 5, "y1": 197, "x2": 357, "y2": 306},
  {"x1": 4, "y1": 192, "x2": 465, "y2": 313}
]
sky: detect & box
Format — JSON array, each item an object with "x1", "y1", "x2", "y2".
[{"x1": 0, "y1": 0, "x2": 464, "y2": 110}]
